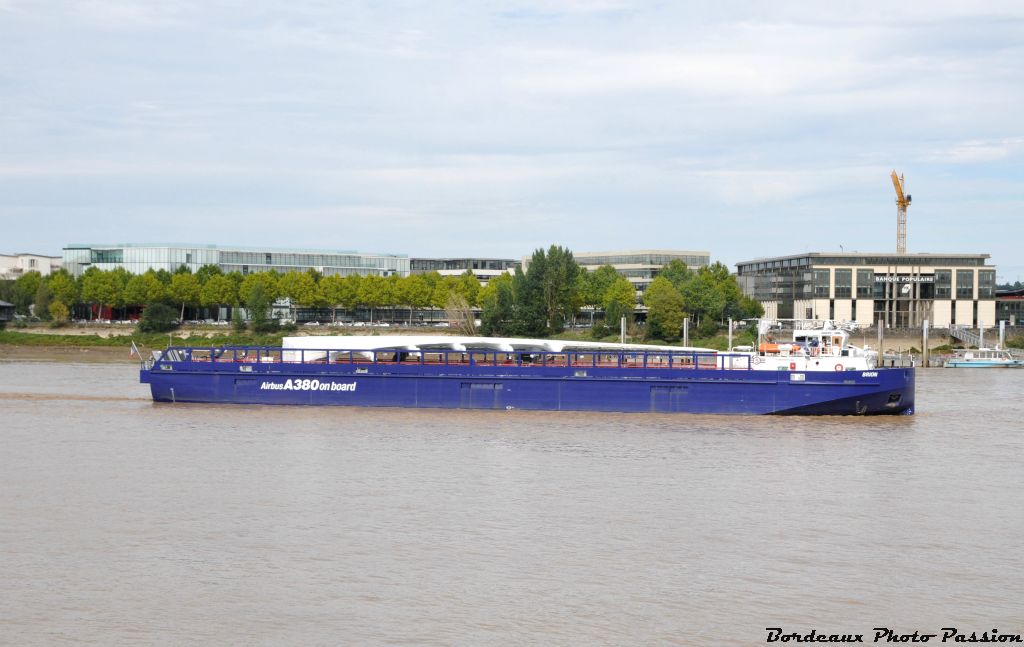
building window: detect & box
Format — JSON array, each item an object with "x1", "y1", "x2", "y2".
[
  {"x1": 935, "y1": 270, "x2": 951, "y2": 299},
  {"x1": 978, "y1": 270, "x2": 995, "y2": 299},
  {"x1": 956, "y1": 270, "x2": 974, "y2": 299},
  {"x1": 856, "y1": 269, "x2": 872, "y2": 298},
  {"x1": 834, "y1": 269, "x2": 852, "y2": 298},
  {"x1": 266, "y1": 254, "x2": 273, "y2": 265},
  {"x1": 814, "y1": 269, "x2": 830, "y2": 297}
]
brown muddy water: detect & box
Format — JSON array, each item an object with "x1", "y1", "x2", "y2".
[{"x1": 1, "y1": 358, "x2": 1022, "y2": 646}]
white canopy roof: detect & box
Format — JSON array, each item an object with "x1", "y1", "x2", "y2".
[{"x1": 282, "y1": 335, "x2": 713, "y2": 354}]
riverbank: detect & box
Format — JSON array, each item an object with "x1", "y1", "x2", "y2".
[{"x1": 0, "y1": 344, "x2": 139, "y2": 363}]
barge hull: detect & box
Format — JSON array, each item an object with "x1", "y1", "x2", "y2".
[{"x1": 142, "y1": 366, "x2": 914, "y2": 416}]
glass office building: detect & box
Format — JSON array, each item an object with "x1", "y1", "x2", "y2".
[
  {"x1": 736, "y1": 252, "x2": 997, "y2": 328},
  {"x1": 534, "y1": 250, "x2": 710, "y2": 296},
  {"x1": 410, "y1": 258, "x2": 520, "y2": 284},
  {"x1": 62, "y1": 244, "x2": 410, "y2": 278}
]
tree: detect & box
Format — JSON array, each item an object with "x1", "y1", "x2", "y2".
[
  {"x1": 169, "y1": 272, "x2": 201, "y2": 321},
  {"x1": 80, "y1": 268, "x2": 120, "y2": 319},
  {"x1": 580, "y1": 265, "x2": 620, "y2": 310},
  {"x1": 124, "y1": 271, "x2": 167, "y2": 306},
  {"x1": 643, "y1": 276, "x2": 686, "y2": 341},
  {"x1": 659, "y1": 259, "x2": 694, "y2": 292},
  {"x1": 539, "y1": 245, "x2": 581, "y2": 332},
  {"x1": 138, "y1": 303, "x2": 180, "y2": 333},
  {"x1": 108, "y1": 267, "x2": 132, "y2": 318},
  {"x1": 359, "y1": 275, "x2": 388, "y2": 322},
  {"x1": 598, "y1": 276, "x2": 637, "y2": 338},
  {"x1": 46, "y1": 270, "x2": 79, "y2": 308},
  {"x1": 279, "y1": 271, "x2": 322, "y2": 308},
  {"x1": 681, "y1": 268, "x2": 726, "y2": 327},
  {"x1": 455, "y1": 270, "x2": 481, "y2": 308},
  {"x1": 398, "y1": 274, "x2": 432, "y2": 324},
  {"x1": 33, "y1": 280, "x2": 53, "y2": 320},
  {"x1": 479, "y1": 273, "x2": 515, "y2": 336},
  {"x1": 200, "y1": 274, "x2": 238, "y2": 319},
  {"x1": 49, "y1": 301, "x2": 70, "y2": 323},
  {"x1": 12, "y1": 271, "x2": 42, "y2": 315},
  {"x1": 195, "y1": 264, "x2": 223, "y2": 285},
  {"x1": 510, "y1": 246, "x2": 580, "y2": 336}
]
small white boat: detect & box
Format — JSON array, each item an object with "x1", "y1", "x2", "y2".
[{"x1": 943, "y1": 348, "x2": 1024, "y2": 368}]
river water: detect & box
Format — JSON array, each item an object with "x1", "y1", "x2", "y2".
[{"x1": 1, "y1": 359, "x2": 1022, "y2": 646}]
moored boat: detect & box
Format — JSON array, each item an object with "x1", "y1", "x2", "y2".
[
  {"x1": 139, "y1": 334, "x2": 914, "y2": 415},
  {"x1": 943, "y1": 348, "x2": 1024, "y2": 368}
]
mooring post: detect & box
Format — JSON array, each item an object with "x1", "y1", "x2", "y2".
[{"x1": 922, "y1": 319, "x2": 930, "y2": 368}]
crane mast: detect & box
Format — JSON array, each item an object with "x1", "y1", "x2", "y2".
[{"x1": 890, "y1": 170, "x2": 911, "y2": 254}]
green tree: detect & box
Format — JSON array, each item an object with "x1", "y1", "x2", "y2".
[
  {"x1": 80, "y1": 268, "x2": 120, "y2": 319},
  {"x1": 681, "y1": 267, "x2": 726, "y2": 328},
  {"x1": 510, "y1": 246, "x2": 580, "y2": 335},
  {"x1": 240, "y1": 272, "x2": 280, "y2": 307},
  {"x1": 154, "y1": 268, "x2": 173, "y2": 286},
  {"x1": 12, "y1": 270, "x2": 42, "y2": 315},
  {"x1": 430, "y1": 276, "x2": 459, "y2": 311},
  {"x1": 479, "y1": 273, "x2": 515, "y2": 336},
  {"x1": 359, "y1": 275, "x2": 388, "y2": 322},
  {"x1": 33, "y1": 280, "x2": 53, "y2": 320},
  {"x1": 138, "y1": 302, "x2": 180, "y2": 333},
  {"x1": 580, "y1": 265, "x2": 620, "y2": 310},
  {"x1": 109, "y1": 267, "x2": 132, "y2": 311},
  {"x1": 659, "y1": 259, "x2": 694, "y2": 292},
  {"x1": 46, "y1": 270, "x2": 79, "y2": 307},
  {"x1": 200, "y1": 274, "x2": 238, "y2": 319},
  {"x1": 124, "y1": 271, "x2": 167, "y2": 306},
  {"x1": 49, "y1": 300, "x2": 70, "y2": 323},
  {"x1": 169, "y1": 272, "x2": 201, "y2": 321},
  {"x1": 455, "y1": 270, "x2": 481, "y2": 308},
  {"x1": 598, "y1": 276, "x2": 637, "y2": 338},
  {"x1": 279, "y1": 271, "x2": 322, "y2": 308},
  {"x1": 195, "y1": 264, "x2": 223, "y2": 285},
  {"x1": 396, "y1": 274, "x2": 432, "y2": 324},
  {"x1": 643, "y1": 276, "x2": 686, "y2": 341}
]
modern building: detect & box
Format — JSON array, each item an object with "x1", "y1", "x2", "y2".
[
  {"x1": 410, "y1": 258, "x2": 520, "y2": 284},
  {"x1": 0, "y1": 253, "x2": 62, "y2": 280},
  {"x1": 735, "y1": 252, "x2": 997, "y2": 329},
  {"x1": 62, "y1": 244, "x2": 410, "y2": 278},
  {"x1": 996, "y1": 287, "x2": 1024, "y2": 326},
  {"x1": 527, "y1": 250, "x2": 711, "y2": 296}
]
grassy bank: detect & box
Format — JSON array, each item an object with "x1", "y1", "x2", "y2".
[{"x1": 0, "y1": 330, "x2": 288, "y2": 349}]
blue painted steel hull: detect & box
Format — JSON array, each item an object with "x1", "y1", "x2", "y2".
[{"x1": 141, "y1": 357, "x2": 914, "y2": 415}]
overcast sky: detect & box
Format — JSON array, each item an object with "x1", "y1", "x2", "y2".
[{"x1": 2, "y1": 1, "x2": 1022, "y2": 279}]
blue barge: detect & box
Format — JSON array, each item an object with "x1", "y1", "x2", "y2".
[{"x1": 138, "y1": 336, "x2": 914, "y2": 415}]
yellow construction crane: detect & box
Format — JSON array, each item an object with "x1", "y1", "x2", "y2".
[{"x1": 891, "y1": 170, "x2": 912, "y2": 254}]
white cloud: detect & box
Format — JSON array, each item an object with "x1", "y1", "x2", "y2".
[{"x1": 922, "y1": 139, "x2": 1024, "y2": 164}]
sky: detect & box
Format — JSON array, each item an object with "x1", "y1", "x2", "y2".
[{"x1": 2, "y1": 1, "x2": 1022, "y2": 280}]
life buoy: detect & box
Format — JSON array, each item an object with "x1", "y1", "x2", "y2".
[
  {"x1": 789, "y1": 362, "x2": 796, "y2": 370},
  {"x1": 834, "y1": 363, "x2": 844, "y2": 372}
]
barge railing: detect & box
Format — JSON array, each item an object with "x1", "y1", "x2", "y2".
[{"x1": 151, "y1": 346, "x2": 755, "y2": 371}]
